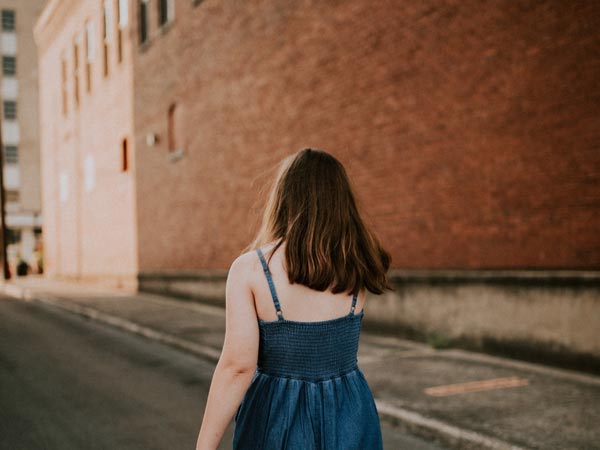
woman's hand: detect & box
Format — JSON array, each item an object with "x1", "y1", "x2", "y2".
[{"x1": 195, "y1": 253, "x2": 260, "y2": 450}]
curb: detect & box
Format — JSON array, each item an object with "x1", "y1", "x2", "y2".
[
  {"x1": 2, "y1": 283, "x2": 527, "y2": 450},
  {"x1": 2, "y1": 284, "x2": 221, "y2": 362},
  {"x1": 375, "y1": 401, "x2": 525, "y2": 450}
]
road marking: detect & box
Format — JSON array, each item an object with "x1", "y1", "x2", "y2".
[{"x1": 424, "y1": 376, "x2": 529, "y2": 397}]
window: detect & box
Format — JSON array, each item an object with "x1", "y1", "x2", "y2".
[
  {"x1": 102, "y1": 0, "x2": 113, "y2": 76},
  {"x1": 1, "y1": 10, "x2": 15, "y2": 31},
  {"x1": 61, "y1": 56, "x2": 68, "y2": 115},
  {"x1": 139, "y1": 0, "x2": 148, "y2": 44},
  {"x1": 121, "y1": 137, "x2": 129, "y2": 171},
  {"x1": 5, "y1": 189, "x2": 19, "y2": 203},
  {"x1": 85, "y1": 21, "x2": 95, "y2": 92},
  {"x1": 3, "y1": 101, "x2": 16, "y2": 120},
  {"x1": 158, "y1": 0, "x2": 174, "y2": 27},
  {"x1": 117, "y1": 0, "x2": 128, "y2": 62},
  {"x1": 2, "y1": 56, "x2": 15, "y2": 76},
  {"x1": 167, "y1": 103, "x2": 177, "y2": 152},
  {"x1": 158, "y1": 0, "x2": 168, "y2": 26},
  {"x1": 118, "y1": 0, "x2": 129, "y2": 25},
  {"x1": 4, "y1": 145, "x2": 18, "y2": 164},
  {"x1": 73, "y1": 41, "x2": 80, "y2": 106},
  {"x1": 1, "y1": 33, "x2": 16, "y2": 54}
]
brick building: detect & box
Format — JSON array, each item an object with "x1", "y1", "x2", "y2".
[
  {"x1": 35, "y1": 0, "x2": 600, "y2": 366},
  {"x1": 133, "y1": 1, "x2": 599, "y2": 272}
]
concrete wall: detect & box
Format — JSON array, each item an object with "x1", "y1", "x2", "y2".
[
  {"x1": 366, "y1": 271, "x2": 600, "y2": 367},
  {"x1": 139, "y1": 270, "x2": 600, "y2": 370}
]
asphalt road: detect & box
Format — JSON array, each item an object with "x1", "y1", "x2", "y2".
[{"x1": 0, "y1": 295, "x2": 447, "y2": 450}]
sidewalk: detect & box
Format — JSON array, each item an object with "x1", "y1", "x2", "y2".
[{"x1": 3, "y1": 276, "x2": 599, "y2": 450}]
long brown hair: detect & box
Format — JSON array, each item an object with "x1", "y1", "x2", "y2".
[{"x1": 244, "y1": 148, "x2": 393, "y2": 296}]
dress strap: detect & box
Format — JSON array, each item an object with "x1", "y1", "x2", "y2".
[
  {"x1": 256, "y1": 248, "x2": 284, "y2": 321},
  {"x1": 349, "y1": 292, "x2": 358, "y2": 316}
]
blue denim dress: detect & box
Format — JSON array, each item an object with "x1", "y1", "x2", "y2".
[{"x1": 232, "y1": 248, "x2": 383, "y2": 449}]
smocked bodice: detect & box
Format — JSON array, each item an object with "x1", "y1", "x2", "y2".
[
  {"x1": 257, "y1": 310, "x2": 364, "y2": 381},
  {"x1": 254, "y1": 247, "x2": 364, "y2": 382}
]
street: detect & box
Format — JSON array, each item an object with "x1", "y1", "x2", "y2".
[
  {"x1": 4, "y1": 0, "x2": 599, "y2": 448},
  {"x1": 0, "y1": 295, "x2": 446, "y2": 450}
]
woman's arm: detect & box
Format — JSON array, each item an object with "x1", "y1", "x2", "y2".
[{"x1": 195, "y1": 254, "x2": 260, "y2": 450}]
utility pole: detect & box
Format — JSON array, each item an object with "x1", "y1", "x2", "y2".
[
  {"x1": 0, "y1": 106, "x2": 9, "y2": 280},
  {"x1": 0, "y1": 113, "x2": 10, "y2": 280}
]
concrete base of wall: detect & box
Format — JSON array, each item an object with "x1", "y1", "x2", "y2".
[
  {"x1": 139, "y1": 270, "x2": 228, "y2": 305},
  {"x1": 138, "y1": 269, "x2": 600, "y2": 374},
  {"x1": 366, "y1": 270, "x2": 600, "y2": 374}
]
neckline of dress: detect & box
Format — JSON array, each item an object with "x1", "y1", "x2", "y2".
[{"x1": 258, "y1": 309, "x2": 365, "y2": 326}]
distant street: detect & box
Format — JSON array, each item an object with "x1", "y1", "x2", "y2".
[{"x1": 0, "y1": 296, "x2": 446, "y2": 450}]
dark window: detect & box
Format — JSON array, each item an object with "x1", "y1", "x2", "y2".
[
  {"x1": 139, "y1": 0, "x2": 148, "y2": 44},
  {"x1": 102, "y1": 3, "x2": 110, "y2": 76},
  {"x1": 85, "y1": 21, "x2": 93, "y2": 92},
  {"x1": 1, "y1": 10, "x2": 15, "y2": 31},
  {"x1": 4, "y1": 145, "x2": 18, "y2": 164},
  {"x1": 117, "y1": 0, "x2": 128, "y2": 62},
  {"x1": 3, "y1": 101, "x2": 16, "y2": 120},
  {"x1": 121, "y1": 137, "x2": 128, "y2": 171},
  {"x1": 158, "y1": 0, "x2": 169, "y2": 26},
  {"x1": 117, "y1": 27, "x2": 123, "y2": 62},
  {"x1": 6, "y1": 227, "x2": 21, "y2": 244},
  {"x1": 102, "y1": 42, "x2": 109, "y2": 76},
  {"x1": 73, "y1": 42, "x2": 79, "y2": 106},
  {"x1": 61, "y1": 57, "x2": 68, "y2": 115},
  {"x1": 2, "y1": 56, "x2": 15, "y2": 76},
  {"x1": 5, "y1": 191, "x2": 19, "y2": 204},
  {"x1": 168, "y1": 103, "x2": 177, "y2": 152}
]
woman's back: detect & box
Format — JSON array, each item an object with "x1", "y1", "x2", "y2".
[
  {"x1": 196, "y1": 149, "x2": 390, "y2": 450},
  {"x1": 232, "y1": 242, "x2": 383, "y2": 449},
  {"x1": 250, "y1": 241, "x2": 367, "y2": 323}
]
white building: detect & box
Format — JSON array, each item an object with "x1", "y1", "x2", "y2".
[{"x1": 0, "y1": 1, "x2": 46, "y2": 275}]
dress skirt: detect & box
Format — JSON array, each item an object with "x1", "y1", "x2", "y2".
[{"x1": 233, "y1": 367, "x2": 383, "y2": 450}]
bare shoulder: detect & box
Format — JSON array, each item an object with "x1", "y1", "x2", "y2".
[
  {"x1": 229, "y1": 249, "x2": 262, "y2": 281},
  {"x1": 233, "y1": 241, "x2": 280, "y2": 274}
]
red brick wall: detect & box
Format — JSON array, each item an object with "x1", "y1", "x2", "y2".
[{"x1": 133, "y1": 0, "x2": 600, "y2": 271}]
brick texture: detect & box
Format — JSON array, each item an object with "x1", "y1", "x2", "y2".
[
  {"x1": 134, "y1": 0, "x2": 600, "y2": 271},
  {"x1": 41, "y1": 0, "x2": 600, "y2": 276}
]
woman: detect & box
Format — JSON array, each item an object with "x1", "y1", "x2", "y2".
[{"x1": 196, "y1": 148, "x2": 392, "y2": 449}]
